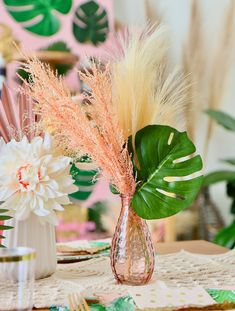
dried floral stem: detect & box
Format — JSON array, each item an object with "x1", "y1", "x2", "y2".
[
  {"x1": 19, "y1": 26, "x2": 189, "y2": 196},
  {"x1": 20, "y1": 58, "x2": 136, "y2": 196},
  {"x1": 144, "y1": 0, "x2": 161, "y2": 25},
  {"x1": 111, "y1": 25, "x2": 188, "y2": 141},
  {"x1": 182, "y1": 0, "x2": 205, "y2": 141},
  {"x1": 203, "y1": 0, "x2": 235, "y2": 160}
]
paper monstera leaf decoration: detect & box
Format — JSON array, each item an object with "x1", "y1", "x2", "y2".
[
  {"x1": 0, "y1": 209, "x2": 12, "y2": 248},
  {"x1": 70, "y1": 162, "x2": 98, "y2": 201},
  {"x1": 3, "y1": 0, "x2": 72, "y2": 36},
  {"x1": 129, "y1": 125, "x2": 203, "y2": 219},
  {"x1": 73, "y1": 0, "x2": 109, "y2": 45}
]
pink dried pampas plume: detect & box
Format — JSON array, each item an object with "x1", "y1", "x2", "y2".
[{"x1": 20, "y1": 59, "x2": 136, "y2": 196}]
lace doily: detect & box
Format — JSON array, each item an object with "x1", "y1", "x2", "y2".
[{"x1": 3, "y1": 249, "x2": 235, "y2": 308}]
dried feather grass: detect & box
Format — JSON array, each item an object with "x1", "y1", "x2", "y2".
[
  {"x1": 111, "y1": 25, "x2": 188, "y2": 140},
  {"x1": 19, "y1": 25, "x2": 190, "y2": 195},
  {"x1": 203, "y1": 0, "x2": 235, "y2": 159},
  {"x1": 181, "y1": 0, "x2": 234, "y2": 160},
  {"x1": 182, "y1": 0, "x2": 205, "y2": 141},
  {"x1": 144, "y1": 0, "x2": 161, "y2": 25},
  {"x1": 20, "y1": 58, "x2": 136, "y2": 196}
]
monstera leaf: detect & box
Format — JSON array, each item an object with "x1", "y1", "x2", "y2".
[
  {"x1": 129, "y1": 125, "x2": 203, "y2": 219},
  {"x1": 73, "y1": 0, "x2": 109, "y2": 45},
  {"x1": 3, "y1": 0, "x2": 72, "y2": 36},
  {"x1": 0, "y1": 209, "x2": 13, "y2": 248}
]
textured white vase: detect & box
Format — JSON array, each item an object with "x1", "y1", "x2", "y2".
[{"x1": 5, "y1": 213, "x2": 57, "y2": 279}]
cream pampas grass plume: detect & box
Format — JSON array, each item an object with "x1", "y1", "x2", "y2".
[{"x1": 111, "y1": 25, "x2": 188, "y2": 140}]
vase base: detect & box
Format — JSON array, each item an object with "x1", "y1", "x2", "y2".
[
  {"x1": 116, "y1": 279, "x2": 151, "y2": 286},
  {"x1": 114, "y1": 272, "x2": 154, "y2": 286}
]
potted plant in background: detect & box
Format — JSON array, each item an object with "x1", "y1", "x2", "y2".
[
  {"x1": 20, "y1": 25, "x2": 203, "y2": 285},
  {"x1": 204, "y1": 109, "x2": 235, "y2": 249}
]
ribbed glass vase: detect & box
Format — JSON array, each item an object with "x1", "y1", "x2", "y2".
[{"x1": 110, "y1": 194, "x2": 155, "y2": 285}]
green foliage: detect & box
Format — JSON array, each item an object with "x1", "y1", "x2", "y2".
[
  {"x1": 45, "y1": 41, "x2": 73, "y2": 75},
  {"x1": 73, "y1": 0, "x2": 109, "y2": 45},
  {"x1": 223, "y1": 158, "x2": 235, "y2": 166},
  {"x1": 0, "y1": 209, "x2": 13, "y2": 248},
  {"x1": 205, "y1": 109, "x2": 235, "y2": 248},
  {"x1": 3, "y1": 0, "x2": 72, "y2": 36},
  {"x1": 205, "y1": 109, "x2": 235, "y2": 132},
  {"x1": 214, "y1": 220, "x2": 235, "y2": 249},
  {"x1": 203, "y1": 171, "x2": 235, "y2": 186},
  {"x1": 204, "y1": 110, "x2": 235, "y2": 186},
  {"x1": 88, "y1": 201, "x2": 107, "y2": 232},
  {"x1": 70, "y1": 163, "x2": 98, "y2": 201},
  {"x1": 109, "y1": 184, "x2": 119, "y2": 195},
  {"x1": 129, "y1": 125, "x2": 203, "y2": 220},
  {"x1": 17, "y1": 41, "x2": 73, "y2": 83},
  {"x1": 226, "y1": 180, "x2": 235, "y2": 215}
]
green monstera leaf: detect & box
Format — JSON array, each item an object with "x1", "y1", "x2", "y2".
[
  {"x1": 3, "y1": 0, "x2": 72, "y2": 36},
  {"x1": 129, "y1": 125, "x2": 203, "y2": 220},
  {"x1": 73, "y1": 0, "x2": 109, "y2": 45}
]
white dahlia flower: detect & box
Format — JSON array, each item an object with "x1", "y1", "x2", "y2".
[{"x1": 0, "y1": 134, "x2": 77, "y2": 224}]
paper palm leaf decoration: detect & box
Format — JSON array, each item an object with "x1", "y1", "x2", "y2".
[
  {"x1": 70, "y1": 162, "x2": 98, "y2": 201},
  {"x1": 0, "y1": 84, "x2": 36, "y2": 142},
  {"x1": 0, "y1": 209, "x2": 12, "y2": 248},
  {"x1": 17, "y1": 41, "x2": 73, "y2": 83},
  {"x1": 3, "y1": 0, "x2": 72, "y2": 36},
  {"x1": 73, "y1": 0, "x2": 109, "y2": 45},
  {"x1": 129, "y1": 125, "x2": 203, "y2": 219}
]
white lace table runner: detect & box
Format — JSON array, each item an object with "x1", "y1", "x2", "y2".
[{"x1": 4, "y1": 249, "x2": 235, "y2": 308}]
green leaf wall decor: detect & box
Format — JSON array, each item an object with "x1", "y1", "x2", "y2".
[
  {"x1": 129, "y1": 125, "x2": 203, "y2": 219},
  {"x1": 73, "y1": 0, "x2": 109, "y2": 45},
  {"x1": 17, "y1": 40, "x2": 73, "y2": 83},
  {"x1": 3, "y1": 0, "x2": 72, "y2": 36},
  {"x1": 0, "y1": 209, "x2": 13, "y2": 248},
  {"x1": 70, "y1": 163, "x2": 98, "y2": 201}
]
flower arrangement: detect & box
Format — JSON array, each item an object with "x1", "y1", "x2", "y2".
[
  {"x1": 21, "y1": 25, "x2": 203, "y2": 220},
  {"x1": 18, "y1": 24, "x2": 204, "y2": 284},
  {"x1": 0, "y1": 84, "x2": 77, "y2": 225}
]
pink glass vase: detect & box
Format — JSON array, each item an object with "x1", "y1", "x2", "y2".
[{"x1": 110, "y1": 194, "x2": 155, "y2": 285}]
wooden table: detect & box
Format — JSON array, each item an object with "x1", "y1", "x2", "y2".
[{"x1": 156, "y1": 240, "x2": 228, "y2": 255}]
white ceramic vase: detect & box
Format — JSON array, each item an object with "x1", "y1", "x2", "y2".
[{"x1": 5, "y1": 213, "x2": 57, "y2": 279}]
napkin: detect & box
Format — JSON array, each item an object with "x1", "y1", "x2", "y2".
[
  {"x1": 129, "y1": 282, "x2": 216, "y2": 309},
  {"x1": 57, "y1": 239, "x2": 110, "y2": 255}
]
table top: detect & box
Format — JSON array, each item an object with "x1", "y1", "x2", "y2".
[
  {"x1": 156, "y1": 240, "x2": 228, "y2": 255},
  {"x1": 35, "y1": 240, "x2": 232, "y2": 310}
]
